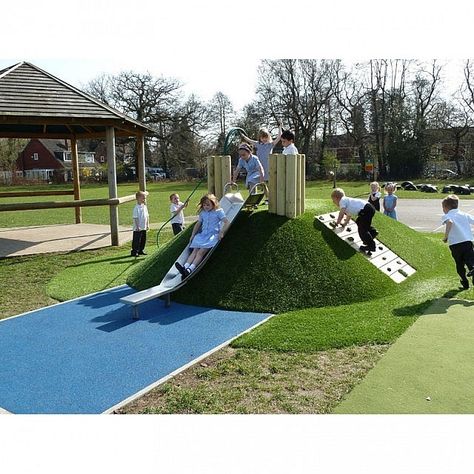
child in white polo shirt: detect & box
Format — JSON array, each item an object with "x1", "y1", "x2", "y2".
[
  {"x1": 331, "y1": 187, "x2": 378, "y2": 255},
  {"x1": 131, "y1": 190, "x2": 149, "y2": 257},
  {"x1": 441, "y1": 194, "x2": 474, "y2": 289}
]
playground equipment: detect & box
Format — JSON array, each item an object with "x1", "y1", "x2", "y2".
[
  {"x1": 316, "y1": 212, "x2": 416, "y2": 283},
  {"x1": 121, "y1": 183, "x2": 264, "y2": 318},
  {"x1": 268, "y1": 153, "x2": 305, "y2": 218},
  {"x1": 207, "y1": 155, "x2": 231, "y2": 200}
]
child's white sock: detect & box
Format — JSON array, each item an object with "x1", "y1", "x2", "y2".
[
  {"x1": 189, "y1": 263, "x2": 196, "y2": 272},
  {"x1": 184, "y1": 263, "x2": 190, "y2": 269}
]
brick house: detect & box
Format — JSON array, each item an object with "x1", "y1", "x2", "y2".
[{"x1": 17, "y1": 139, "x2": 97, "y2": 182}]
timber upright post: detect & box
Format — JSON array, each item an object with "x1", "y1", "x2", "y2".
[
  {"x1": 268, "y1": 153, "x2": 305, "y2": 218},
  {"x1": 136, "y1": 133, "x2": 146, "y2": 192},
  {"x1": 106, "y1": 126, "x2": 119, "y2": 246},
  {"x1": 70, "y1": 137, "x2": 82, "y2": 224},
  {"x1": 207, "y1": 155, "x2": 231, "y2": 199}
]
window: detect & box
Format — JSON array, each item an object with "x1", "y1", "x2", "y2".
[
  {"x1": 64, "y1": 152, "x2": 72, "y2": 161},
  {"x1": 32, "y1": 153, "x2": 39, "y2": 160}
]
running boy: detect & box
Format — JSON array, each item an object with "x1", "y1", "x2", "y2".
[
  {"x1": 441, "y1": 194, "x2": 474, "y2": 289},
  {"x1": 131, "y1": 190, "x2": 149, "y2": 257},
  {"x1": 331, "y1": 188, "x2": 378, "y2": 254}
]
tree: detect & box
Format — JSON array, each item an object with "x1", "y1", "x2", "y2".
[
  {"x1": 207, "y1": 92, "x2": 235, "y2": 152},
  {"x1": 256, "y1": 59, "x2": 340, "y2": 164},
  {"x1": 0, "y1": 138, "x2": 27, "y2": 171}
]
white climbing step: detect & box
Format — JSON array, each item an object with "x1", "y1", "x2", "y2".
[{"x1": 315, "y1": 212, "x2": 416, "y2": 283}]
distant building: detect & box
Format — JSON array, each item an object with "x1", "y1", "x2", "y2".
[{"x1": 17, "y1": 139, "x2": 97, "y2": 182}]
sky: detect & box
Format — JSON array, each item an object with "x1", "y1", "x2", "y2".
[
  {"x1": 2, "y1": 0, "x2": 474, "y2": 472},
  {"x1": 1, "y1": 0, "x2": 474, "y2": 114}
]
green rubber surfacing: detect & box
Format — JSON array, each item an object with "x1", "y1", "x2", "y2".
[{"x1": 334, "y1": 298, "x2": 474, "y2": 414}]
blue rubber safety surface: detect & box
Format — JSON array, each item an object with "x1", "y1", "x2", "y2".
[{"x1": 0, "y1": 286, "x2": 271, "y2": 414}]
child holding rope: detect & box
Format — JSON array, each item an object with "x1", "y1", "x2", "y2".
[
  {"x1": 175, "y1": 193, "x2": 230, "y2": 279},
  {"x1": 169, "y1": 193, "x2": 188, "y2": 235}
]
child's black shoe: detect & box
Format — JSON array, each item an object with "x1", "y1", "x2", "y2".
[
  {"x1": 467, "y1": 268, "x2": 474, "y2": 277},
  {"x1": 175, "y1": 262, "x2": 187, "y2": 277},
  {"x1": 460, "y1": 279, "x2": 469, "y2": 290}
]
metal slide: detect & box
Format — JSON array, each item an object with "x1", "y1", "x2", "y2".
[{"x1": 121, "y1": 184, "x2": 264, "y2": 318}]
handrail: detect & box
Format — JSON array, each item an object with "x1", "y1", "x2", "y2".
[
  {"x1": 0, "y1": 194, "x2": 136, "y2": 212},
  {"x1": 0, "y1": 190, "x2": 75, "y2": 198},
  {"x1": 223, "y1": 127, "x2": 247, "y2": 154}
]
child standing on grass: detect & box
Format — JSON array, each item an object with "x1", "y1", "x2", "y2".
[
  {"x1": 331, "y1": 188, "x2": 378, "y2": 255},
  {"x1": 383, "y1": 183, "x2": 398, "y2": 220},
  {"x1": 368, "y1": 181, "x2": 381, "y2": 211},
  {"x1": 169, "y1": 193, "x2": 188, "y2": 235},
  {"x1": 441, "y1": 194, "x2": 474, "y2": 290},
  {"x1": 175, "y1": 193, "x2": 230, "y2": 279},
  {"x1": 131, "y1": 190, "x2": 149, "y2": 257},
  {"x1": 281, "y1": 130, "x2": 299, "y2": 155},
  {"x1": 231, "y1": 143, "x2": 265, "y2": 194}
]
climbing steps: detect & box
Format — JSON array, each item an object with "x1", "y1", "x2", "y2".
[{"x1": 316, "y1": 212, "x2": 416, "y2": 283}]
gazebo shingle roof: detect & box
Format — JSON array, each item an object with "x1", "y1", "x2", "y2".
[{"x1": 0, "y1": 61, "x2": 154, "y2": 138}]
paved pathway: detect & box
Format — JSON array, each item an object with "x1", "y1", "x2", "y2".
[
  {"x1": 0, "y1": 216, "x2": 198, "y2": 258},
  {"x1": 0, "y1": 223, "x2": 133, "y2": 258},
  {"x1": 396, "y1": 198, "x2": 474, "y2": 232}
]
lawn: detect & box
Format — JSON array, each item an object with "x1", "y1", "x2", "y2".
[{"x1": 1, "y1": 177, "x2": 473, "y2": 228}]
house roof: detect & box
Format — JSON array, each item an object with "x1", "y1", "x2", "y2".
[
  {"x1": 0, "y1": 62, "x2": 155, "y2": 139},
  {"x1": 38, "y1": 139, "x2": 69, "y2": 155}
]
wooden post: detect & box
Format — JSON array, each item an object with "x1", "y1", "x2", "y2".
[
  {"x1": 207, "y1": 156, "x2": 215, "y2": 195},
  {"x1": 285, "y1": 154, "x2": 297, "y2": 218},
  {"x1": 276, "y1": 154, "x2": 286, "y2": 216},
  {"x1": 136, "y1": 133, "x2": 146, "y2": 192},
  {"x1": 300, "y1": 154, "x2": 306, "y2": 214},
  {"x1": 214, "y1": 155, "x2": 222, "y2": 199},
  {"x1": 296, "y1": 154, "x2": 301, "y2": 216},
  {"x1": 106, "y1": 126, "x2": 119, "y2": 246},
  {"x1": 268, "y1": 154, "x2": 277, "y2": 214},
  {"x1": 221, "y1": 155, "x2": 231, "y2": 195},
  {"x1": 70, "y1": 137, "x2": 82, "y2": 223}
]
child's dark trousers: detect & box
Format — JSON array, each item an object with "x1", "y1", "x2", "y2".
[{"x1": 356, "y1": 203, "x2": 377, "y2": 251}]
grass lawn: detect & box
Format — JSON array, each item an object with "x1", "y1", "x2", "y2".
[
  {"x1": 2, "y1": 177, "x2": 473, "y2": 229},
  {"x1": 3, "y1": 180, "x2": 474, "y2": 413}
]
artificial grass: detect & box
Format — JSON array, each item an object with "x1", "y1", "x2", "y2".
[
  {"x1": 126, "y1": 205, "x2": 398, "y2": 313},
  {"x1": 233, "y1": 213, "x2": 457, "y2": 351},
  {"x1": 46, "y1": 229, "x2": 171, "y2": 301},
  {"x1": 126, "y1": 199, "x2": 460, "y2": 351},
  {"x1": 333, "y1": 298, "x2": 474, "y2": 413}
]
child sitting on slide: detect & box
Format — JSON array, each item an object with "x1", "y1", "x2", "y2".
[
  {"x1": 331, "y1": 188, "x2": 378, "y2": 255},
  {"x1": 175, "y1": 193, "x2": 230, "y2": 279}
]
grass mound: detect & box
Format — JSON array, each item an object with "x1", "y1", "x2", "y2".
[{"x1": 124, "y1": 207, "x2": 432, "y2": 314}]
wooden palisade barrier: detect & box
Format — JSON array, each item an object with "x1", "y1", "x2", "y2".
[
  {"x1": 268, "y1": 153, "x2": 305, "y2": 218},
  {"x1": 207, "y1": 155, "x2": 231, "y2": 200}
]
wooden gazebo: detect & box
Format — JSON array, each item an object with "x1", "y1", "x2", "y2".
[{"x1": 0, "y1": 61, "x2": 154, "y2": 245}]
